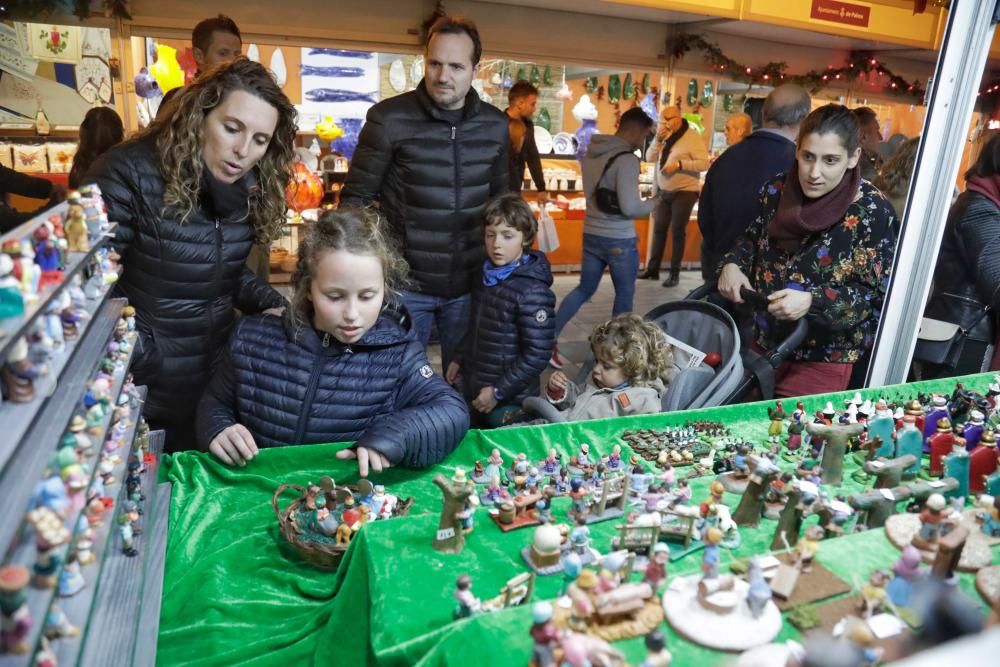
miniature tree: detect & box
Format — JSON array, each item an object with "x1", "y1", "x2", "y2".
[
  {"x1": 806, "y1": 422, "x2": 865, "y2": 486},
  {"x1": 863, "y1": 454, "x2": 919, "y2": 489},
  {"x1": 732, "y1": 455, "x2": 780, "y2": 527},
  {"x1": 770, "y1": 483, "x2": 805, "y2": 551},
  {"x1": 432, "y1": 473, "x2": 476, "y2": 554}
]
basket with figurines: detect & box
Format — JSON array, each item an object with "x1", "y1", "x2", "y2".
[{"x1": 273, "y1": 476, "x2": 414, "y2": 570}]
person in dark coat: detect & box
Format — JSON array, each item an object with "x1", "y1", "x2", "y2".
[
  {"x1": 0, "y1": 165, "x2": 63, "y2": 234},
  {"x1": 340, "y1": 16, "x2": 509, "y2": 373},
  {"x1": 84, "y1": 58, "x2": 294, "y2": 452},
  {"x1": 506, "y1": 80, "x2": 547, "y2": 198},
  {"x1": 698, "y1": 84, "x2": 811, "y2": 282},
  {"x1": 197, "y1": 209, "x2": 469, "y2": 475},
  {"x1": 446, "y1": 194, "x2": 556, "y2": 427},
  {"x1": 921, "y1": 132, "x2": 1000, "y2": 377}
]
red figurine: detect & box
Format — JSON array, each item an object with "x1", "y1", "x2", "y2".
[
  {"x1": 969, "y1": 428, "x2": 999, "y2": 494},
  {"x1": 644, "y1": 543, "x2": 669, "y2": 591},
  {"x1": 927, "y1": 417, "x2": 954, "y2": 477}
]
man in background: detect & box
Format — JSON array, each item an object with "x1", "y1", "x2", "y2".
[
  {"x1": 506, "y1": 81, "x2": 547, "y2": 201},
  {"x1": 853, "y1": 106, "x2": 883, "y2": 182},
  {"x1": 724, "y1": 112, "x2": 753, "y2": 147}
]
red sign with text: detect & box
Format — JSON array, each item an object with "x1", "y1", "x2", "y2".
[{"x1": 810, "y1": 0, "x2": 871, "y2": 28}]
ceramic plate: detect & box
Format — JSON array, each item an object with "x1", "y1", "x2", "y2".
[
  {"x1": 552, "y1": 132, "x2": 577, "y2": 155},
  {"x1": 410, "y1": 57, "x2": 424, "y2": 88},
  {"x1": 389, "y1": 59, "x2": 406, "y2": 93},
  {"x1": 534, "y1": 126, "x2": 554, "y2": 155}
]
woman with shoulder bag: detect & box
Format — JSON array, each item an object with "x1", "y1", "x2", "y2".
[
  {"x1": 84, "y1": 58, "x2": 294, "y2": 451},
  {"x1": 917, "y1": 133, "x2": 1000, "y2": 379}
]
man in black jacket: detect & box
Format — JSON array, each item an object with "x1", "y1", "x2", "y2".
[
  {"x1": 341, "y1": 16, "x2": 509, "y2": 371},
  {"x1": 698, "y1": 84, "x2": 811, "y2": 282},
  {"x1": 506, "y1": 81, "x2": 547, "y2": 198}
]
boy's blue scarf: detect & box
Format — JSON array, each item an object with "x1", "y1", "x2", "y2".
[{"x1": 483, "y1": 254, "x2": 532, "y2": 286}]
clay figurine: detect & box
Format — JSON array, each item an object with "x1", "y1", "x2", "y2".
[
  {"x1": 64, "y1": 194, "x2": 89, "y2": 252},
  {"x1": 0, "y1": 254, "x2": 24, "y2": 321},
  {"x1": 453, "y1": 574, "x2": 481, "y2": 619},
  {"x1": 118, "y1": 513, "x2": 138, "y2": 557},
  {"x1": 33, "y1": 225, "x2": 63, "y2": 289},
  {"x1": 43, "y1": 605, "x2": 79, "y2": 640},
  {"x1": 858, "y1": 570, "x2": 889, "y2": 618},
  {"x1": 767, "y1": 401, "x2": 785, "y2": 443},
  {"x1": 0, "y1": 565, "x2": 32, "y2": 654},
  {"x1": 606, "y1": 444, "x2": 623, "y2": 471},
  {"x1": 639, "y1": 629, "x2": 672, "y2": 667},
  {"x1": 796, "y1": 525, "x2": 825, "y2": 572},
  {"x1": 26, "y1": 507, "x2": 70, "y2": 588},
  {"x1": 644, "y1": 543, "x2": 669, "y2": 591},
  {"x1": 746, "y1": 557, "x2": 773, "y2": 619},
  {"x1": 2, "y1": 339, "x2": 39, "y2": 403},
  {"x1": 432, "y1": 469, "x2": 476, "y2": 554},
  {"x1": 701, "y1": 527, "x2": 723, "y2": 580},
  {"x1": 924, "y1": 395, "x2": 949, "y2": 443},
  {"x1": 911, "y1": 493, "x2": 953, "y2": 551},
  {"x1": 969, "y1": 427, "x2": 998, "y2": 494},
  {"x1": 886, "y1": 545, "x2": 924, "y2": 607},
  {"x1": 530, "y1": 601, "x2": 559, "y2": 667},
  {"x1": 57, "y1": 554, "x2": 85, "y2": 598},
  {"x1": 927, "y1": 417, "x2": 955, "y2": 476},
  {"x1": 480, "y1": 474, "x2": 509, "y2": 506}
]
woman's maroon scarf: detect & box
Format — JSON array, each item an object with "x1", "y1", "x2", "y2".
[{"x1": 769, "y1": 162, "x2": 862, "y2": 253}]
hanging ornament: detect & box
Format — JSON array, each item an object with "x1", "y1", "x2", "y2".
[
  {"x1": 35, "y1": 107, "x2": 51, "y2": 136},
  {"x1": 701, "y1": 81, "x2": 714, "y2": 107},
  {"x1": 623, "y1": 73, "x2": 635, "y2": 100},
  {"x1": 502, "y1": 76, "x2": 513, "y2": 89},
  {"x1": 608, "y1": 74, "x2": 622, "y2": 104},
  {"x1": 723, "y1": 94, "x2": 734, "y2": 112},
  {"x1": 542, "y1": 65, "x2": 553, "y2": 87},
  {"x1": 530, "y1": 65, "x2": 541, "y2": 86},
  {"x1": 640, "y1": 73, "x2": 650, "y2": 95},
  {"x1": 555, "y1": 83, "x2": 573, "y2": 102},
  {"x1": 585, "y1": 77, "x2": 598, "y2": 93},
  {"x1": 687, "y1": 79, "x2": 699, "y2": 107},
  {"x1": 515, "y1": 65, "x2": 526, "y2": 82},
  {"x1": 536, "y1": 107, "x2": 551, "y2": 132},
  {"x1": 491, "y1": 72, "x2": 502, "y2": 86}
]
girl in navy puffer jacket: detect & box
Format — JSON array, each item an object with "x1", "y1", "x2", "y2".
[
  {"x1": 446, "y1": 194, "x2": 556, "y2": 427},
  {"x1": 196, "y1": 209, "x2": 469, "y2": 476}
]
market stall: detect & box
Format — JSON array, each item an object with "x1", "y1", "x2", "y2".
[{"x1": 155, "y1": 371, "x2": 1000, "y2": 666}]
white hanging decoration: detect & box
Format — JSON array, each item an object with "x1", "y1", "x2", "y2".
[
  {"x1": 389, "y1": 59, "x2": 406, "y2": 93},
  {"x1": 246, "y1": 43, "x2": 260, "y2": 63},
  {"x1": 270, "y1": 48, "x2": 287, "y2": 87}
]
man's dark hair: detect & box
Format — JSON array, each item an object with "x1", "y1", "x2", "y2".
[
  {"x1": 427, "y1": 16, "x2": 482, "y2": 66},
  {"x1": 852, "y1": 106, "x2": 879, "y2": 129},
  {"x1": 193, "y1": 15, "x2": 242, "y2": 54},
  {"x1": 509, "y1": 81, "x2": 539, "y2": 104},
  {"x1": 618, "y1": 107, "x2": 654, "y2": 133}
]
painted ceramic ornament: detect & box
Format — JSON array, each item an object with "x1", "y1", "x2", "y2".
[
  {"x1": 572, "y1": 95, "x2": 600, "y2": 160},
  {"x1": 270, "y1": 48, "x2": 287, "y2": 87},
  {"x1": 536, "y1": 107, "x2": 551, "y2": 132},
  {"x1": 516, "y1": 65, "x2": 526, "y2": 82},
  {"x1": 585, "y1": 76, "x2": 598, "y2": 93},
  {"x1": 0, "y1": 565, "x2": 32, "y2": 654},
  {"x1": 411, "y1": 56, "x2": 424, "y2": 87},
  {"x1": 641, "y1": 73, "x2": 650, "y2": 94},
  {"x1": 608, "y1": 74, "x2": 622, "y2": 104},
  {"x1": 0, "y1": 254, "x2": 24, "y2": 320},
  {"x1": 542, "y1": 65, "x2": 553, "y2": 86},
  {"x1": 245, "y1": 43, "x2": 260, "y2": 63},
  {"x1": 639, "y1": 92, "x2": 658, "y2": 123},
  {"x1": 623, "y1": 72, "x2": 635, "y2": 99},
  {"x1": 304, "y1": 89, "x2": 377, "y2": 104},
  {"x1": 555, "y1": 83, "x2": 573, "y2": 102},
  {"x1": 530, "y1": 64, "x2": 541, "y2": 86},
  {"x1": 285, "y1": 162, "x2": 324, "y2": 213},
  {"x1": 702, "y1": 81, "x2": 714, "y2": 107},
  {"x1": 314, "y1": 116, "x2": 344, "y2": 143},
  {"x1": 389, "y1": 59, "x2": 406, "y2": 92},
  {"x1": 687, "y1": 78, "x2": 699, "y2": 106}
]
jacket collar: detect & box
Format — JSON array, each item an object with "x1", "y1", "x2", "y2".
[
  {"x1": 415, "y1": 79, "x2": 482, "y2": 122},
  {"x1": 284, "y1": 301, "x2": 414, "y2": 353}
]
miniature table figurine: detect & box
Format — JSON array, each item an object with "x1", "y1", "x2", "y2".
[
  {"x1": 64, "y1": 195, "x2": 89, "y2": 252},
  {"x1": 963, "y1": 410, "x2": 986, "y2": 450},
  {"x1": 767, "y1": 401, "x2": 785, "y2": 443},
  {"x1": 869, "y1": 400, "x2": 896, "y2": 458},
  {"x1": 746, "y1": 557, "x2": 773, "y2": 619}
]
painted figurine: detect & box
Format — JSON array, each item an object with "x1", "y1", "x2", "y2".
[
  {"x1": 2, "y1": 339, "x2": 39, "y2": 403},
  {"x1": 118, "y1": 513, "x2": 137, "y2": 557},
  {"x1": 530, "y1": 601, "x2": 558, "y2": 667},
  {"x1": 639, "y1": 629, "x2": 672, "y2": 667},
  {"x1": 540, "y1": 448, "x2": 560, "y2": 475},
  {"x1": 911, "y1": 493, "x2": 951, "y2": 551},
  {"x1": 701, "y1": 527, "x2": 723, "y2": 580},
  {"x1": 767, "y1": 400, "x2": 785, "y2": 443},
  {"x1": 33, "y1": 225, "x2": 63, "y2": 289},
  {"x1": 453, "y1": 574, "x2": 480, "y2": 619},
  {"x1": 886, "y1": 545, "x2": 924, "y2": 607},
  {"x1": 57, "y1": 554, "x2": 85, "y2": 598},
  {"x1": 963, "y1": 409, "x2": 986, "y2": 450},
  {"x1": 568, "y1": 478, "x2": 589, "y2": 521},
  {"x1": 0, "y1": 565, "x2": 32, "y2": 654},
  {"x1": 64, "y1": 193, "x2": 89, "y2": 252},
  {"x1": 26, "y1": 508, "x2": 69, "y2": 588},
  {"x1": 0, "y1": 254, "x2": 24, "y2": 320},
  {"x1": 895, "y1": 414, "x2": 924, "y2": 477},
  {"x1": 644, "y1": 542, "x2": 669, "y2": 591},
  {"x1": 796, "y1": 525, "x2": 824, "y2": 572},
  {"x1": 746, "y1": 557, "x2": 773, "y2": 619},
  {"x1": 606, "y1": 444, "x2": 623, "y2": 471},
  {"x1": 927, "y1": 417, "x2": 955, "y2": 476},
  {"x1": 924, "y1": 395, "x2": 949, "y2": 444},
  {"x1": 480, "y1": 475, "x2": 509, "y2": 506}
]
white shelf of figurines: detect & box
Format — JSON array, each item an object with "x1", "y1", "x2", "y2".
[{"x1": 273, "y1": 477, "x2": 413, "y2": 570}]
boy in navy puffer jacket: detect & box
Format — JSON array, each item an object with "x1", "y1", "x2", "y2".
[
  {"x1": 196, "y1": 208, "x2": 469, "y2": 476},
  {"x1": 446, "y1": 194, "x2": 556, "y2": 427}
]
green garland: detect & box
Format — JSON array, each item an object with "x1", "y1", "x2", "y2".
[
  {"x1": 669, "y1": 33, "x2": 926, "y2": 101},
  {"x1": 5, "y1": 0, "x2": 132, "y2": 20}
]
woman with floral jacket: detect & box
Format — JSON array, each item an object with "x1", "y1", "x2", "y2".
[{"x1": 718, "y1": 104, "x2": 897, "y2": 397}]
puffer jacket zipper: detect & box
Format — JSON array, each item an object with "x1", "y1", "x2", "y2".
[
  {"x1": 292, "y1": 334, "x2": 353, "y2": 444},
  {"x1": 207, "y1": 218, "x2": 223, "y2": 351}
]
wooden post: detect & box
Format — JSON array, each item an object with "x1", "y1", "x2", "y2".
[
  {"x1": 807, "y1": 422, "x2": 865, "y2": 487},
  {"x1": 732, "y1": 455, "x2": 780, "y2": 527},
  {"x1": 863, "y1": 454, "x2": 919, "y2": 489},
  {"x1": 931, "y1": 525, "x2": 969, "y2": 579},
  {"x1": 770, "y1": 484, "x2": 804, "y2": 550},
  {"x1": 431, "y1": 474, "x2": 474, "y2": 554}
]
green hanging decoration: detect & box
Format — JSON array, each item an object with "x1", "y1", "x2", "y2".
[
  {"x1": 641, "y1": 73, "x2": 650, "y2": 95},
  {"x1": 701, "y1": 81, "x2": 714, "y2": 107},
  {"x1": 530, "y1": 65, "x2": 542, "y2": 86},
  {"x1": 723, "y1": 94, "x2": 734, "y2": 112},
  {"x1": 516, "y1": 65, "x2": 526, "y2": 82},
  {"x1": 608, "y1": 74, "x2": 622, "y2": 104},
  {"x1": 542, "y1": 65, "x2": 553, "y2": 87},
  {"x1": 687, "y1": 79, "x2": 699, "y2": 107},
  {"x1": 623, "y1": 73, "x2": 635, "y2": 100},
  {"x1": 585, "y1": 77, "x2": 598, "y2": 93},
  {"x1": 536, "y1": 107, "x2": 551, "y2": 132}
]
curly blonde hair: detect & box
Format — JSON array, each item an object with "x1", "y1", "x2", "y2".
[
  {"x1": 142, "y1": 57, "x2": 297, "y2": 244},
  {"x1": 289, "y1": 207, "x2": 410, "y2": 331},
  {"x1": 590, "y1": 313, "x2": 673, "y2": 386}
]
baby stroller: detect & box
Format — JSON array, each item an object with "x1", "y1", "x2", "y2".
[{"x1": 521, "y1": 284, "x2": 807, "y2": 423}]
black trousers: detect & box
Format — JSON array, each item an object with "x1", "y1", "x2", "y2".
[{"x1": 646, "y1": 190, "x2": 699, "y2": 275}]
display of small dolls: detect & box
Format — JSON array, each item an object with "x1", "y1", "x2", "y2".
[
  {"x1": 644, "y1": 543, "x2": 669, "y2": 591},
  {"x1": 639, "y1": 629, "x2": 672, "y2": 667},
  {"x1": 43, "y1": 605, "x2": 79, "y2": 640},
  {"x1": 26, "y1": 507, "x2": 70, "y2": 588},
  {"x1": 452, "y1": 574, "x2": 480, "y2": 619},
  {"x1": 118, "y1": 513, "x2": 137, "y2": 557},
  {"x1": 0, "y1": 565, "x2": 32, "y2": 654},
  {"x1": 530, "y1": 601, "x2": 559, "y2": 667},
  {"x1": 57, "y1": 554, "x2": 85, "y2": 598},
  {"x1": 796, "y1": 525, "x2": 825, "y2": 572},
  {"x1": 480, "y1": 475, "x2": 509, "y2": 506},
  {"x1": 0, "y1": 254, "x2": 24, "y2": 321},
  {"x1": 33, "y1": 225, "x2": 63, "y2": 290},
  {"x1": 2, "y1": 338, "x2": 39, "y2": 403}
]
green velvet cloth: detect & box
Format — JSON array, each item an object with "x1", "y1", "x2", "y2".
[{"x1": 158, "y1": 372, "x2": 999, "y2": 666}]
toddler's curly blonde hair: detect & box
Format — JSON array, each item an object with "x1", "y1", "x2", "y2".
[{"x1": 589, "y1": 313, "x2": 673, "y2": 386}]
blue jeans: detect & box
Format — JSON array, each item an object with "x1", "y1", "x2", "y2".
[
  {"x1": 555, "y1": 234, "x2": 639, "y2": 336},
  {"x1": 401, "y1": 290, "x2": 471, "y2": 371}
]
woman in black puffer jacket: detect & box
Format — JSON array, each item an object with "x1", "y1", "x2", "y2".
[
  {"x1": 196, "y1": 208, "x2": 469, "y2": 476},
  {"x1": 921, "y1": 133, "x2": 1000, "y2": 378},
  {"x1": 84, "y1": 59, "x2": 294, "y2": 451}
]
